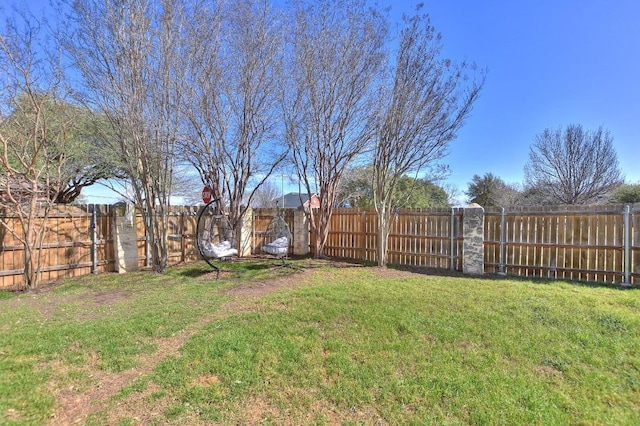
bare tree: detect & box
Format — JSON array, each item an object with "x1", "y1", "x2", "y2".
[
  {"x1": 442, "y1": 182, "x2": 463, "y2": 206},
  {"x1": 370, "y1": 9, "x2": 484, "y2": 266},
  {"x1": 524, "y1": 124, "x2": 623, "y2": 205},
  {"x1": 66, "y1": 0, "x2": 187, "y2": 272},
  {"x1": 0, "y1": 11, "x2": 72, "y2": 288},
  {"x1": 180, "y1": 0, "x2": 286, "y2": 232},
  {"x1": 283, "y1": 0, "x2": 387, "y2": 258},
  {"x1": 176, "y1": 1, "x2": 224, "y2": 204},
  {"x1": 250, "y1": 180, "x2": 281, "y2": 208}
]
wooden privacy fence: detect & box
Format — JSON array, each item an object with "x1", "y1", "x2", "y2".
[
  {"x1": 1, "y1": 203, "x2": 638, "y2": 289},
  {"x1": 0, "y1": 204, "x2": 201, "y2": 289},
  {"x1": 322, "y1": 208, "x2": 464, "y2": 270},
  {"x1": 0, "y1": 205, "x2": 303, "y2": 289},
  {"x1": 0, "y1": 205, "x2": 114, "y2": 289},
  {"x1": 485, "y1": 204, "x2": 639, "y2": 285}
]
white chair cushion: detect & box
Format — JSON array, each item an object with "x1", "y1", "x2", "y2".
[
  {"x1": 262, "y1": 237, "x2": 289, "y2": 256},
  {"x1": 269, "y1": 237, "x2": 289, "y2": 248},
  {"x1": 203, "y1": 241, "x2": 238, "y2": 258}
]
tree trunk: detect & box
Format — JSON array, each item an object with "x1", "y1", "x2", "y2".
[
  {"x1": 315, "y1": 207, "x2": 332, "y2": 259},
  {"x1": 22, "y1": 245, "x2": 35, "y2": 290},
  {"x1": 376, "y1": 218, "x2": 387, "y2": 267},
  {"x1": 23, "y1": 190, "x2": 42, "y2": 289},
  {"x1": 375, "y1": 203, "x2": 391, "y2": 267}
]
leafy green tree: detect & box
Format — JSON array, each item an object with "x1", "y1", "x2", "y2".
[
  {"x1": 608, "y1": 184, "x2": 640, "y2": 204},
  {"x1": 465, "y1": 172, "x2": 520, "y2": 207},
  {"x1": 518, "y1": 184, "x2": 556, "y2": 206},
  {"x1": 4, "y1": 96, "x2": 122, "y2": 204},
  {"x1": 336, "y1": 166, "x2": 372, "y2": 207},
  {"x1": 395, "y1": 177, "x2": 450, "y2": 208},
  {"x1": 337, "y1": 167, "x2": 449, "y2": 208},
  {"x1": 51, "y1": 113, "x2": 123, "y2": 204}
]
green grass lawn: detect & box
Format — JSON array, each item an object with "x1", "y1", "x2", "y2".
[{"x1": 1, "y1": 259, "x2": 639, "y2": 425}]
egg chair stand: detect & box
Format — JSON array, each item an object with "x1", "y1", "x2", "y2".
[
  {"x1": 196, "y1": 199, "x2": 238, "y2": 278},
  {"x1": 261, "y1": 205, "x2": 293, "y2": 267}
]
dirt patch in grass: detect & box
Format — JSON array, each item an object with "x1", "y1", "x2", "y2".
[
  {"x1": 370, "y1": 266, "x2": 423, "y2": 280},
  {"x1": 533, "y1": 365, "x2": 564, "y2": 378},
  {"x1": 222, "y1": 272, "x2": 306, "y2": 298},
  {"x1": 44, "y1": 263, "x2": 420, "y2": 424},
  {"x1": 4, "y1": 408, "x2": 21, "y2": 422},
  {"x1": 191, "y1": 373, "x2": 221, "y2": 387},
  {"x1": 47, "y1": 362, "x2": 143, "y2": 424},
  {"x1": 41, "y1": 289, "x2": 135, "y2": 319},
  {"x1": 235, "y1": 393, "x2": 386, "y2": 425},
  {"x1": 43, "y1": 265, "x2": 307, "y2": 424},
  {"x1": 0, "y1": 279, "x2": 135, "y2": 321},
  {"x1": 86, "y1": 289, "x2": 134, "y2": 305},
  {"x1": 459, "y1": 340, "x2": 484, "y2": 351},
  {"x1": 46, "y1": 308, "x2": 225, "y2": 425}
]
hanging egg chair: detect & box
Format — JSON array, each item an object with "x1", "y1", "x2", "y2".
[
  {"x1": 196, "y1": 199, "x2": 238, "y2": 277},
  {"x1": 261, "y1": 203, "x2": 292, "y2": 266}
]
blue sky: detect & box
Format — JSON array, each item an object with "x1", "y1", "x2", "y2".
[
  {"x1": 388, "y1": 0, "x2": 640, "y2": 191},
  {"x1": 8, "y1": 0, "x2": 640, "y2": 203}
]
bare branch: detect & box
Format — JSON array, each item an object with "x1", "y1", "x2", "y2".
[
  {"x1": 283, "y1": 0, "x2": 387, "y2": 257},
  {"x1": 179, "y1": 0, "x2": 287, "y2": 231},
  {"x1": 0, "y1": 10, "x2": 71, "y2": 288},
  {"x1": 370, "y1": 11, "x2": 485, "y2": 266},
  {"x1": 65, "y1": 0, "x2": 189, "y2": 272}
]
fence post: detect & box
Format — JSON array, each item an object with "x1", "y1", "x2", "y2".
[
  {"x1": 462, "y1": 204, "x2": 485, "y2": 275},
  {"x1": 499, "y1": 207, "x2": 506, "y2": 275},
  {"x1": 292, "y1": 209, "x2": 310, "y2": 256},
  {"x1": 145, "y1": 212, "x2": 151, "y2": 268},
  {"x1": 113, "y1": 202, "x2": 139, "y2": 273},
  {"x1": 450, "y1": 208, "x2": 455, "y2": 270},
  {"x1": 91, "y1": 205, "x2": 98, "y2": 274},
  {"x1": 623, "y1": 204, "x2": 631, "y2": 286},
  {"x1": 180, "y1": 211, "x2": 186, "y2": 263},
  {"x1": 238, "y1": 207, "x2": 253, "y2": 257},
  {"x1": 251, "y1": 209, "x2": 256, "y2": 255}
]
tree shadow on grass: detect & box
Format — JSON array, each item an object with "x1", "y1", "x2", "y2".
[
  {"x1": 242, "y1": 263, "x2": 272, "y2": 271},
  {"x1": 387, "y1": 263, "x2": 638, "y2": 291},
  {"x1": 171, "y1": 259, "x2": 280, "y2": 281},
  {"x1": 172, "y1": 267, "x2": 212, "y2": 278}
]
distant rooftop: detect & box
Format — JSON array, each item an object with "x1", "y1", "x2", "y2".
[{"x1": 272, "y1": 192, "x2": 314, "y2": 209}]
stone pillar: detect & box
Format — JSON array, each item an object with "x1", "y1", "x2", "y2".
[
  {"x1": 112, "y1": 202, "x2": 139, "y2": 273},
  {"x1": 238, "y1": 207, "x2": 253, "y2": 257},
  {"x1": 462, "y1": 204, "x2": 484, "y2": 275},
  {"x1": 292, "y1": 209, "x2": 310, "y2": 256}
]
